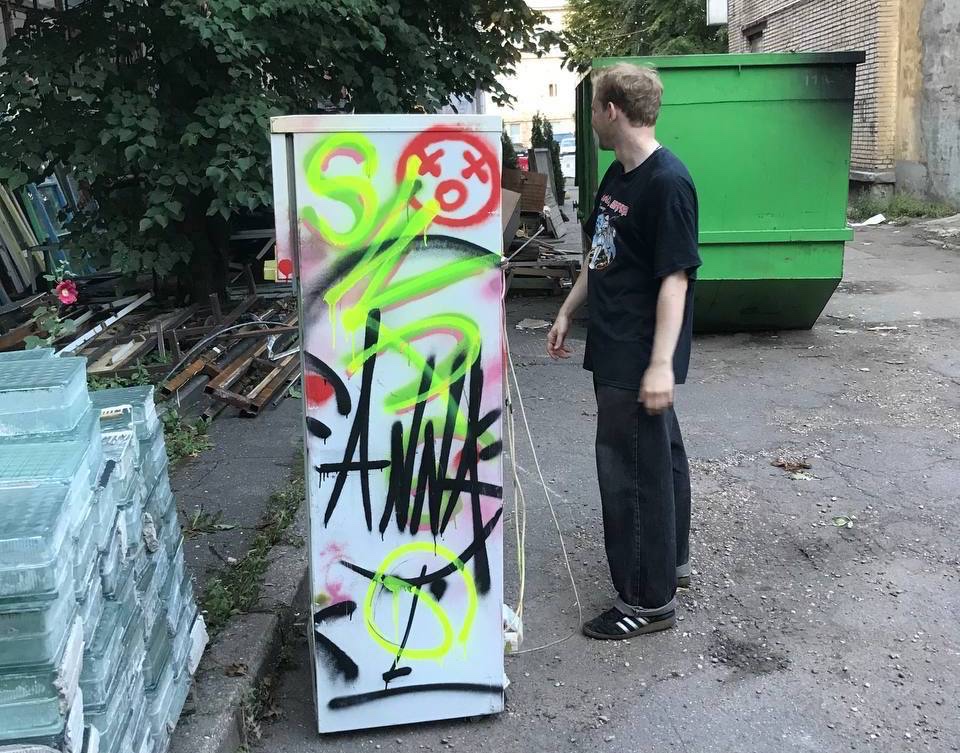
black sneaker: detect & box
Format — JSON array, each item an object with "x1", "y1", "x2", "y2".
[{"x1": 581, "y1": 607, "x2": 676, "y2": 640}]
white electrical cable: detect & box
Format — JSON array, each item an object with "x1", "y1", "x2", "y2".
[{"x1": 502, "y1": 319, "x2": 584, "y2": 656}]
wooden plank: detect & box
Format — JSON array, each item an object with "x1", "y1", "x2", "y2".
[
  {"x1": 529, "y1": 148, "x2": 566, "y2": 239},
  {"x1": 204, "y1": 312, "x2": 296, "y2": 395},
  {"x1": 204, "y1": 339, "x2": 269, "y2": 393},
  {"x1": 242, "y1": 356, "x2": 300, "y2": 416},
  {"x1": 57, "y1": 292, "x2": 153, "y2": 354},
  {"x1": 502, "y1": 169, "x2": 547, "y2": 213},
  {"x1": 0, "y1": 321, "x2": 34, "y2": 350},
  {"x1": 171, "y1": 294, "x2": 258, "y2": 339},
  {"x1": 159, "y1": 357, "x2": 220, "y2": 396},
  {"x1": 209, "y1": 293, "x2": 223, "y2": 323},
  {"x1": 81, "y1": 325, "x2": 129, "y2": 364},
  {"x1": 88, "y1": 340, "x2": 139, "y2": 373},
  {"x1": 208, "y1": 385, "x2": 257, "y2": 412},
  {"x1": 0, "y1": 243, "x2": 25, "y2": 293},
  {"x1": 501, "y1": 189, "x2": 522, "y2": 254}
]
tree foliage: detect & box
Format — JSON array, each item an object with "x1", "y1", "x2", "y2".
[
  {"x1": 0, "y1": 0, "x2": 560, "y2": 293},
  {"x1": 531, "y1": 113, "x2": 564, "y2": 205},
  {"x1": 564, "y1": 0, "x2": 727, "y2": 69},
  {"x1": 502, "y1": 131, "x2": 519, "y2": 171}
]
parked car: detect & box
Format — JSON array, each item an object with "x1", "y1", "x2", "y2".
[
  {"x1": 561, "y1": 152, "x2": 576, "y2": 182},
  {"x1": 559, "y1": 137, "x2": 576, "y2": 155}
]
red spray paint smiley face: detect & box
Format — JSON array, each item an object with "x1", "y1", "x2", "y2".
[{"x1": 396, "y1": 127, "x2": 501, "y2": 228}]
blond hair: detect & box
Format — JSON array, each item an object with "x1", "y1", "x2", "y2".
[{"x1": 592, "y1": 63, "x2": 663, "y2": 127}]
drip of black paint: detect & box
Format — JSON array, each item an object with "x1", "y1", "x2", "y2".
[
  {"x1": 314, "y1": 632, "x2": 359, "y2": 682},
  {"x1": 382, "y1": 565, "x2": 428, "y2": 687},
  {"x1": 316, "y1": 310, "x2": 390, "y2": 530},
  {"x1": 313, "y1": 600, "x2": 360, "y2": 682},
  {"x1": 306, "y1": 416, "x2": 332, "y2": 441}
]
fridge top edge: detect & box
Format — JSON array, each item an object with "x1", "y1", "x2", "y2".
[{"x1": 271, "y1": 114, "x2": 504, "y2": 134}]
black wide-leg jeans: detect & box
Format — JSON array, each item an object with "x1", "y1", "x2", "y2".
[{"x1": 594, "y1": 381, "x2": 691, "y2": 616}]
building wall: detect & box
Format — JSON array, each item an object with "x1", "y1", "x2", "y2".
[
  {"x1": 916, "y1": 0, "x2": 960, "y2": 202},
  {"x1": 728, "y1": 0, "x2": 902, "y2": 179},
  {"x1": 484, "y1": 0, "x2": 578, "y2": 146}
]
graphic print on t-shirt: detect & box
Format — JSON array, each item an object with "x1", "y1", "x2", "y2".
[{"x1": 588, "y1": 211, "x2": 617, "y2": 270}]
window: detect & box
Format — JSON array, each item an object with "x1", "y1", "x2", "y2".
[
  {"x1": 508, "y1": 123, "x2": 522, "y2": 140},
  {"x1": 743, "y1": 20, "x2": 767, "y2": 53},
  {"x1": 548, "y1": 83, "x2": 557, "y2": 97}
]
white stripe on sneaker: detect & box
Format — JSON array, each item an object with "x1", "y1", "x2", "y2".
[
  {"x1": 622, "y1": 617, "x2": 638, "y2": 630},
  {"x1": 636, "y1": 616, "x2": 649, "y2": 626},
  {"x1": 616, "y1": 620, "x2": 631, "y2": 633}
]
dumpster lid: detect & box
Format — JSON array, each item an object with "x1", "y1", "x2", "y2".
[{"x1": 592, "y1": 51, "x2": 866, "y2": 70}]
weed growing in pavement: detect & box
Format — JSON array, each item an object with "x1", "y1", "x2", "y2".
[
  {"x1": 161, "y1": 409, "x2": 212, "y2": 465},
  {"x1": 238, "y1": 677, "x2": 280, "y2": 749},
  {"x1": 182, "y1": 506, "x2": 236, "y2": 538},
  {"x1": 201, "y1": 454, "x2": 305, "y2": 633},
  {"x1": 848, "y1": 193, "x2": 956, "y2": 223}
]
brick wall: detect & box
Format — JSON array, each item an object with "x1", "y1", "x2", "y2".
[{"x1": 728, "y1": 0, "x2": 901, "y2": 175}]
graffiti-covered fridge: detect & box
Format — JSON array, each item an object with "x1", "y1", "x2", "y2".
[{"x1": 270, "y1": 115, "x2": 506, "y2": 733}]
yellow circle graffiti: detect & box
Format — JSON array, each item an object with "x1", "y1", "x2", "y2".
[{"x1": 364, "y1": 542, "x2": 478, "y2": 662}]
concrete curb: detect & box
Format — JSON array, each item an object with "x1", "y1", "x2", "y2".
[{"x1": 170, "y1": 504, "x2": 309, "y2": 753}]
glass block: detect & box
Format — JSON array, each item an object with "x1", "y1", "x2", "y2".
[
  {"x1": 85, "y1": 666, "x2": 144, "y2": 753},
  {"x1": 146, "y1": 660, "x2": 189, "y2": 746},
  {"x1": 143, "y1": 470, "x2": 173, "y2": 523},
  {"x1": 115, "y1": 695, "x2": 149, "y2": 753},
  {"x1": 0, "y1": 348, "x2": 55, "y2": 362},
  {"x1": 98, "y1": 429, "x2": 139, "y2": 502},
  {"x1": 185, "y1": 615, "x2": 208, "y2": 677},
  {"x1": 170, "y1": 605, "x2": 197, "y2": 682},
  {"x1": 79, "y1": 595, "x2": 145, "y2": 711},
  {"x1": 136, "y1": 552, "x2": 170, "y2": 639},
  {"x1": 119, "y1": 485, "x2": 147, "y2": 560},
  {"x1": 0, "y1": 357, "x2": 89, "y2": 437},
  {"x1": 0, "y1": 617, "x2": 83, "y2": 742},
  {"x1": 97, "y1": 519, "x2": 126, "y2": 599},
  {"x1": 83, "y1": 723, "x2": 101, "y2": 753},
  {"x1": 0, "y1": 439, "x2": 101, "y2": 499},
  {"x1": 14, "y1": 684, "x2": 86, "y2": 751},
  {"x1": 0, "y1": 572, "x2": 78, "y2": 669},
  {"x1": 76, "y1": 570, "x2": 105, "y2": 648},
  {"x1": 89, "y1": 386, "x2": 159, "y2": 442},
  {"x1": 0, "y1": 482, "x2": 90, "y2": 600},
  {"x1": 142, "y1": 617, "x2": 172, "y2": 693},
  {"x1": 138, "y1": 428, "x2": 167, "y2": 493}
]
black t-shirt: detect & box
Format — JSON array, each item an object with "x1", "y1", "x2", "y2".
[{"x1": 582, "y1": 148, "x2": 701, "y2": 389}]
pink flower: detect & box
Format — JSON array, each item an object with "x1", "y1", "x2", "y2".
[{"x1": 55, "y1": 279, "x2": 78, "y2": 305}]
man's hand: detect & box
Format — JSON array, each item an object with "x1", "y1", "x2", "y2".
[
  {"x1": 547, "y1": 314, "x2": 573, "y2": 360},
  {"x1": 640, "y1": 361, "x2": 674, "y2": 414}
]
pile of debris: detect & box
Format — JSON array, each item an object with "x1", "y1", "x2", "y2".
[
  {"x1": 501, "y1": 147, "x2": 582, "y2": 294},
  {"x1": 0, "y1": 270, "x2": 300, "y2": 423}
]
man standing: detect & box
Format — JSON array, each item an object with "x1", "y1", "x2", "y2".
[{"x1": 547, "y1": 63, "x2": 700, "y2": 640}]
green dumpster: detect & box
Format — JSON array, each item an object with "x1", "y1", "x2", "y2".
[{"x1": 576, "y1": 52, "x2": 865, "y2": 331}]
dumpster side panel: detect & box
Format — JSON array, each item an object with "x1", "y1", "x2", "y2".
[{"x1": 578, "y1": 53, "x2": 862, "y2": 331}]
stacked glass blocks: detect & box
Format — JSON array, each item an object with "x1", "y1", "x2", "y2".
[{"x1": 0, "y1": 350, "x2": 207, "y2": 753}]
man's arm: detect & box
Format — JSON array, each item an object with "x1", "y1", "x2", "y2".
[
  {"x1": 546, "y1": 255, "x2": 589, "y2": 360},
  {"x1": 639, "y1": 270, "x2": 689, "y2": 413}
]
